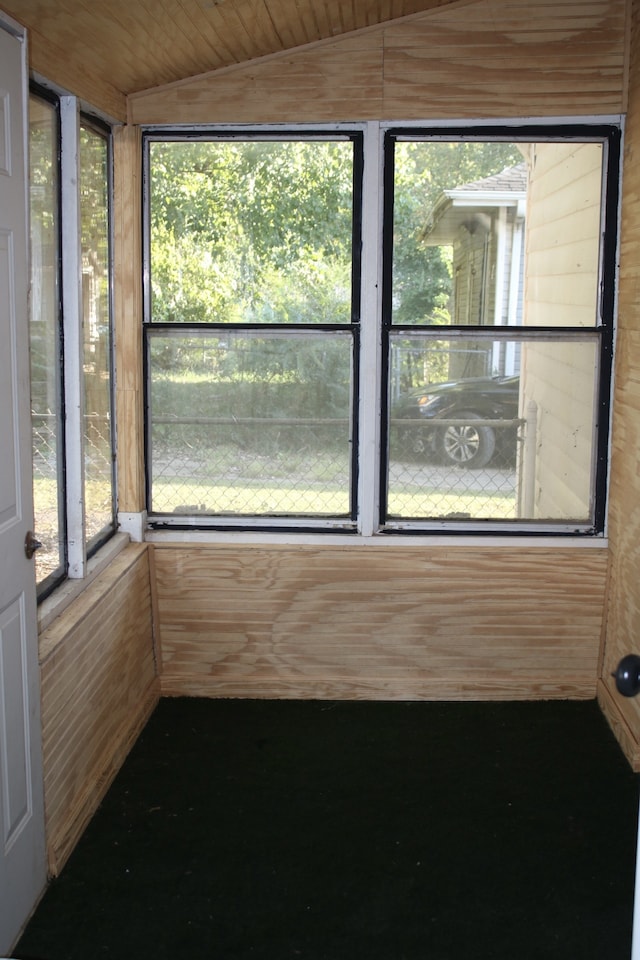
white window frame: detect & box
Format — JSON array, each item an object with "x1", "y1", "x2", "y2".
[{"x1": 30, "y1": 83, "x2": 117, "y2": 597}]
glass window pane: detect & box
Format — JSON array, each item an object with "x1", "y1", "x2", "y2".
[
  {"x1": 387, "y1": 335, "x2": 599, "y2": 524},
  {"x1": 149, "y1": 332, "x2": 353, "y2": 518},
  {"x1": 29, "y1": 95, "x2": 65, "y2": 589},
  {"x1": 392, "y1": 140, "x2": 603, "y2": 329},
  {"x1": 80, "y1": 123, "x2": 115, "y2": 549},
  {"x1": 149, "y1": 139, "x2": 355, "y2": 325}
]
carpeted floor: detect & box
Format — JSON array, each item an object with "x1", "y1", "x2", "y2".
[{"x1": 13, "y1": 698, "x2": 640, "y2": 959}]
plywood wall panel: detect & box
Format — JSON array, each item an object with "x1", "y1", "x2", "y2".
[
  {"x1": 129, "y1": 0, "x2": 628, "y2": 124},
  {"x1": 4, "y1": 0, "x2": 460, "y2": 103},
  {"x1": 154, "y1": 544, "x2": 607, "y2": 702},
  {"x1": 382, "y1": 0, "x2": 627, "y2": 117},
  {"x1": 39, "y1": 545, "x2": 159, "y2": 874},
  {"x1": 597, "y1": 0, "x2": 640, "y2": 770},
  {"x1": 113, "y1": 125, "x2": 145, "y2": 514},
  {"x1": 129, "y1": 35, "x2": 385, "y2": 124},
  {"x1": 27, "y1": 30, "x2": 127, "y2": 121}
]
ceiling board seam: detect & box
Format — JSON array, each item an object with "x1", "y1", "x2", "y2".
[{"x1": 127, "y1": 0, "x2": 475, "y2": 105}]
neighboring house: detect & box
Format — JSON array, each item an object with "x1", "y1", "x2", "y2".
[{"x1": 421, "y1": 162, "x2": 527, "y2": 379}]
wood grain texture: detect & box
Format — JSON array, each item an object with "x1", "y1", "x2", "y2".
[
  {"x1": 153, "y1": 543, "x2": 607, "y2": 701},
  {"x1": 2, "y1": 0, "x2": 458, "y2": 102},
  {"x1": 113, "y1": 125, "x2": 145, "y2": 514},
  {"x1": 129, "y1": 0, "x2": 628, "y2": 123},
  {"x1": 39, "y1": 545, "x2": 159, "y2": 874},
  {"x1": 27, "y1": 26, "x2": 127, "y2": 121},
  {"x1": 597, "y1": 0, "x2": 640, "y2": 771}
]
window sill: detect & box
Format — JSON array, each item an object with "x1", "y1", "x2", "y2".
[
  {"x1": 144, "y1": 528, "x2": 608, "y2": 550},
  {"x1": 37, "y1": 532, "x2": 132, "y2": 634}
]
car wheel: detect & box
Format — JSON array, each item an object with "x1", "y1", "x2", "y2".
[{"x1": 438, "y1": 412, "x2": 496, "y2": 469}]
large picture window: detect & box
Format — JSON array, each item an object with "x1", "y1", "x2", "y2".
[{"x1": 144, "y1": 123, "x2": 619, "y2": 536}]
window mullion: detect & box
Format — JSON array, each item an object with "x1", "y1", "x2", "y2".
[
  {"x1": 60, "y1": 96, "x2": 86, "y2": 577},
  {"x1": 358, "y1": 121, "x2": 383, "y2": 537}
]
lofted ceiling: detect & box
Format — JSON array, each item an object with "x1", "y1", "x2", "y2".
[{"x1": 3, "y1": 0, "x2": 459, "y2": 98}]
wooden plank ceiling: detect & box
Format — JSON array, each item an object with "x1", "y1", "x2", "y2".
[{"x1": 4, "y1": 0, "x2": 460, "y2": 96}]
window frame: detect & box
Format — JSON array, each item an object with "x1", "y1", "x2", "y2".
[
  {"x1": 29, "y1": 82, "x2": 117, "y2": 600},
  {"x1": 380, "y1": 123, "x2": 620, "y2": 536},
  {"x1": 143, "y1": 127, "x2": 365, "y2": 533},
  {"x1": 142, "y1": 119, "x2": 621, "y2": 541}
]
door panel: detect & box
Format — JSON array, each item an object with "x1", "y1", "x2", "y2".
[
  {"x1": 0, "y1": 596, "x2": 31, "y2": 848},
  {"x1": 0, "y1": 15, "x2": 46, "y2": 953}
]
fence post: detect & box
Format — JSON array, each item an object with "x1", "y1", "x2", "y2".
[{"x1": 521, "y1": 399, "x2": 538, "y2": 518}]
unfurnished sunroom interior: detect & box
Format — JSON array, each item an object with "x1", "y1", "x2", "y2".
[{"x1": 2, "y1": 0, "x2": 640, "y2": 901}]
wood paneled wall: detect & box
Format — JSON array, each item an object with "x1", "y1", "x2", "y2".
[
  {"x1": 28, "y1": 28, "x2": 126, "y2": 121},
  {"x1": 598, "y1": 0, "x2": 640, "y2": 770},
  {"x1": 153, "y1": 543, "x2": 608, "y2": 702},
  {"x1": 39, "y1": 545, "x2": 159, "y2": 874},
  {"x1": 113, "y1": 124, "x2": 145, "y2": 515},
  {"x1": 129, "y1": 0, "x2": 629, "y2": 124}
]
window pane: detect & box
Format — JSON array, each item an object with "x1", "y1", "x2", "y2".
[
  {"x1": 149, "y1": 332, "x2": 353, "y2": 518},
  {"x1": 392, "y1": 140, "x2": 603, "y2": 328},
  {"x1": 29, "y1": 95, "x2": 65, "y2": 589},
  {"x1": 80, "y1": 123, "x2": 115, "y2": 549},
  {"x1": 387, "y1": 335, "x2": 599, "y2": 524},
  {"x1": 149, "y1": 139, "x2": 354, "y2": 325}
]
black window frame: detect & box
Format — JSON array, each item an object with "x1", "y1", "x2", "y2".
[
  {"x1": 28, "y1": 82, "x2": 117, "y2": 601},
  {"x1": 142, "y1": 120, "x2": 621, "y2": 539},
  {"x1": 143, "y1": 128, "x2": 364, "y2": 533},
  {"x1": 379, "y1": 123, "x2": 621, "y2": 536}
]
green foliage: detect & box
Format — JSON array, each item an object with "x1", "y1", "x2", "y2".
[
  {"x1": 149, "y1": 136, "x2": 524, "y2": 393},
  {"x1": 392, "y1": 140, "x2": 523, "y2": 326},
  {"x1": 149, "y1": 139, "x2": 353, "y2": 326}
]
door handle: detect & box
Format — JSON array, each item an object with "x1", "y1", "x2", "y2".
[
  {"x1": 613, "y1": 655, "x2": 640, "y2": 698},
  {"x1": 24, "y1": 530, "x2": 43, "y2": 560}
]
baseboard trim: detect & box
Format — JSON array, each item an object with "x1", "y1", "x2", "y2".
[
  {"x1": 160, "y1": 675, "x2": 597, "y2": 702},
  {"x1": 597, "y1": 678, "x2": 640, "y2": 771}
]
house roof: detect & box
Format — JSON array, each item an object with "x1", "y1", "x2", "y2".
[{"x1": 422, "y1": 163, "x2": 528, "y2": 245}]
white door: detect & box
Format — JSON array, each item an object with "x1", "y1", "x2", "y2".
[{"x1": 0, "y1": 13, "x2": 47, "y2": 954}]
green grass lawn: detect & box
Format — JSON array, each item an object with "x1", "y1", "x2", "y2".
[{"x1": 151, "y1": 478, "x2": 516, "y2": 519}]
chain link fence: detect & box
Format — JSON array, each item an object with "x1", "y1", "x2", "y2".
[
  {"x1": 152, "y1": 417, "x2": 352, "y2": 516},
  {"x1": 150, "y1": 413, "x2": 522, "y2": 521},
  {"x1": 387, "y1": 416, "x2": 522, "y2": 520},
  {"x1": 32, "y1": 412, "x2": 113, "y2": 580}
]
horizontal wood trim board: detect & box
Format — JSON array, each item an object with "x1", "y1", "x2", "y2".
[
  {"x1": 153, "y1": 544, "x2": 607, "y2": 700},
  {"x1": 161, "y1": 677, "x2": 597, "y2": 700}
]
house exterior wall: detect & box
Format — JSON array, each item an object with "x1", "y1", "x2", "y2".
[{"x1": 519, "y1": 142, "x2": 604, "y2": 522}]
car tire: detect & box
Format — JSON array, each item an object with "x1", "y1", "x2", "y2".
[{"x1": 438, "y1": 411, "x2": 496, "y2": 469}]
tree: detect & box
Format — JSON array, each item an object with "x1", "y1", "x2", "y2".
[
  {"x1": 391, "y1": 140, "x2": 523, "y2": 326},
  {"x1": 149, "y1": 136, "x2": 524, "y2": 392}
]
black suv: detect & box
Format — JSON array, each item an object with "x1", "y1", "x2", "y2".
[{"x1": 392, "y1": 375, "x2": 520, "y2": 469}]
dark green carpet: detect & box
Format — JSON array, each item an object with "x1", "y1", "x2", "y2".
[{"x1": 14, "y1": 698, "x2": 640, "y2": 959}]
